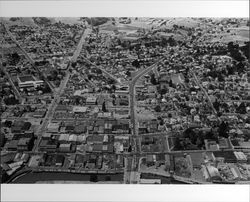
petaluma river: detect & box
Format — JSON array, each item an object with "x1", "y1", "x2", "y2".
[
  {"x1": 11, "y1": 172, "x2": 124, "y2": 183},
  {"x1": 10, "y1": 171, "x2": 187, "y2": 184}
]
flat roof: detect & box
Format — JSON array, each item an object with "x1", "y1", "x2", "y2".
[{"x1": 18, "y1": 75, "x2": 36, "y2": 82}]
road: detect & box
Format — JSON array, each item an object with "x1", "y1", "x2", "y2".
[
  {"x1": 82, "y1": 57, "x2": 121, "y2": 84},
  {"x1": 33, "y1": 28, "x2": 91, "y2": 152},
  {"x1": 71, "y1": 28, "x2": 92, "y2": 63},
  {"x1": 127, "y1": 57, "x2": 164, "y2": 183},
  {"x1": 3, "y1": 23, "x2": 54, "y2": 92},
  {"x1": 191, "y1": 70, "x2": 220, "y2": 120},
  {"x1": 2, "y1": 65, "x2": 23, "y2": 104}
]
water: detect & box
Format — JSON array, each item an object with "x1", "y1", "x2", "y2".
[
  {"x1": 11, "y1": 171, "x2": 187, "y2": 184},
  {"x1": 140, "y1": 173, "x2": 188, "y2": 184},
  {"x1": 11, "y1": 172, "x2": 124, "y2": 183}
]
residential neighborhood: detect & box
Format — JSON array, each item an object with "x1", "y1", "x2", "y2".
[{"x1": 0, "y1": 17, "x2": 250, "y2": 184}]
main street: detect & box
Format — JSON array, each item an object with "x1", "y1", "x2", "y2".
[
  {"x1": 33, "y1": 28, "x2": 91, "y2": 152},
  {"x1": 127, "y1": 57, "x2": 165, "y2": 183}
]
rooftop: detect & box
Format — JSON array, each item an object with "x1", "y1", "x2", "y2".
[{"x1": 18, "y1": 75, "x2": 36, "y2": 82}]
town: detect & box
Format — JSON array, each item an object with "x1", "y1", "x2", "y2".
[{"x1": 0, "y1": 17, "x2": 250, "y2": 184}]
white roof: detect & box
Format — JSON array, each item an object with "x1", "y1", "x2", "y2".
[
  {"x1": 59, "y1": 134, "x2": 69, "y2": 141},
  {"x1": 73, "y1": 106, "x2": 88, "y2": 113},
  {"x1": 69, "y1": 134, "x2": 77, "y2": 142},
  {"x1": 86, "y1": 96, "x2": 97, "y2": 102}
]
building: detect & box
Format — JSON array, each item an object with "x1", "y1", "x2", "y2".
[
  {"x1": 140, "y1": 179, "x2": 161, "y2": 184},
  {"x1": 17, "y1": 137, "x2": 33, "y2": 151},
  {"x1": 17, "y1": 75, "x2": 44, "y2": 88},
  {"x1": 55, "y1": 155, "x2": 65, "y2": 167},
  {"x1": 233, "y1": 152, "x2": 247, "y2": 163},
  {"x1": 86, "y1": 96, "x2": 97, "y2": 105},
  {"x1": 7, "y1": 140, "x2": 19, "y2": 151},
  {"x1": 39, "y1": 139, "x2": 58, "y2": 152},
  {"x1": 33, "y1": 109, "x2": 47, "y2": 118},
  {"x1": 201, "y1": 165, "x2": 222, "y2": 182},
  {"x1": 59, "y1": 134, "x2": 70, "y2": 143},
  {"x1": 87, "y1": 135, "x2": 104, "y2": 144},
  {"x1": 59, "y1": 143, "x2": 71, "y2": 152},
  {"x1": 69, "y1": 134, "x2": 77, "y2": 143},
  {"x1": 11, "y1": 121, "x2": 31, "y2": 134},
  {"x1": 47, "y1": 122, "x2": 60, "y2": 133},
  {"x1": 72, "y1": 106, "x2": 88, "y2": 114}
]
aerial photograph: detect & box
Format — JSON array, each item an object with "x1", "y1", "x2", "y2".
[{"x1": 0, "y1": 17, "x2": 249, "y2": 184}]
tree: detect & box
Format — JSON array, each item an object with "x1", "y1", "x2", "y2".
[
  {"x1": 71, "y1": 62, "x2": 77, "y2": 68},
  {"x1": 4, "y1": 120, "x2": 12, "y2": 128},
  {"x1": 154, "y1": 105, "x2": 161, "y2": 112},
  {"x1": 125, "y1": 70, "x2": 131, "y2": 77},
  {"x1": 169, "y1": 79, "x2": 173, "y2": 87},
  {"x1": 132, "y1": 60, "x2": 140, "y2": 68},
  {"x1": 237, "y1": 102, "x2": 246, "y2": 114},
  {"x1": 150, "y1": 73, "x2": 158, "y2": 85},
  {"x1": 218, "y1": 121, "x2": 229, "y2": 138},
  {"x1": 102, "y1": 101, "x2": 107, "y2": 112},
  {"x1": 174, "y1": 137, "x2": 184, "y2": 151}
]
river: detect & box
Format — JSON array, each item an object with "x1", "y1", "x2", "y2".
[
  {"x1": 10, "y1": 171, "x2": 187, "y2": 184},
  {"x1": 11, "y1": 172, "x2": 124, "y2": 184}
]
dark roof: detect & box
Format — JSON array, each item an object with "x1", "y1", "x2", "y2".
[
  {"x1": 213, "y1": 151, "x2": 237, "y2": 163},
  {"x1": 21, "y1": 122, "x2": 31, "y2": 131},
  {"x1": 92, "y1": 144, "x2": 103, "y2": 152},
  {"x1": 87, "y1": 135, "x2": 104, "y2": 142},
  {"x1": 55, "y1": 155, "x2": 65, "y2": 163},
  {"x1": 18, "y1": 75, "x2": 35, "y2": 82},
  {"x1": 112, "y1": 123, "x2": 129, "y2": 131},
  {"x1": 230, "y1": 139, "x2": 240, "y2": 146},
  {"x1": 8, "y1": 140, "x2": 19, "y2": 148},
  {"x1": 74, "y1": 125, "x2": 86, "y2": 133},
  {"x1": 55, "y1": 105, "x2": 70, "y2": 111},
  {"x1": 65, "y1": 125, "x2": 74, "y2": 131}
]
